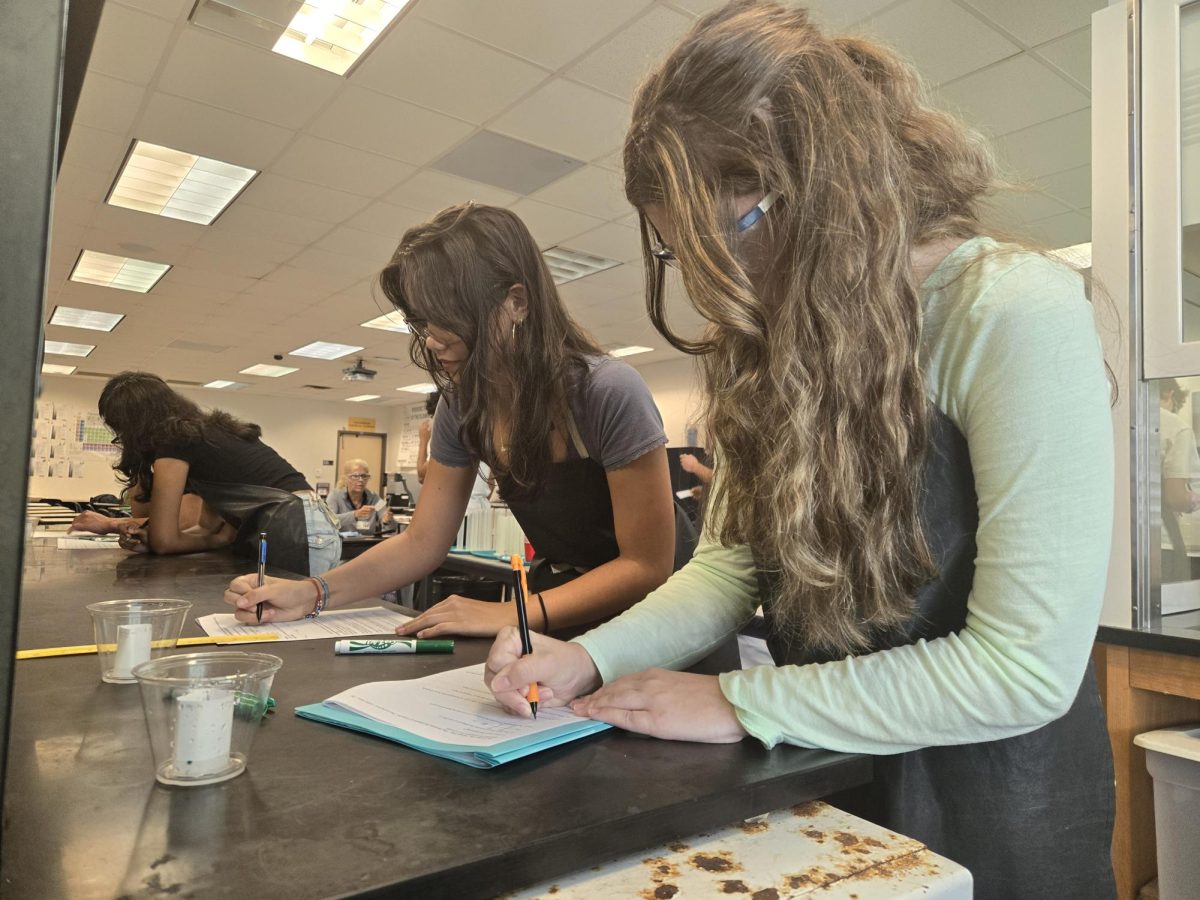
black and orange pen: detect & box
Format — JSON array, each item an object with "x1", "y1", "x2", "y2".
[{"x1": 509, "y1": 554, "x2": 539, "y2": 718}]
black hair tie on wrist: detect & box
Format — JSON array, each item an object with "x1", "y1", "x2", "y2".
[{"x1": 536, "y1": 592, "x2": 549, "y2": 635}]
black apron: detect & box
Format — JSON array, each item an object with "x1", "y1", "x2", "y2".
[
  {"x1": 185, "y1": 479, "x2": 313, "y2": 577},
  {"x1": 758, "y1": 409, "x2": 1115, "y2": 899},
  {"x1": 498, "y1": 416, "x2": 721, "y2": 664}
]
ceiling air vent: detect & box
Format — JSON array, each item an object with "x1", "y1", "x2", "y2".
[
  {"x1": 168, "y1": 339, "x2": 230, "y2": 354},
  {"x1": 541, "y1": 246, "x2": 621, "y2": 285},
  {"x1": 302, "y1": 384, "x2": 333, "y2": 390}
]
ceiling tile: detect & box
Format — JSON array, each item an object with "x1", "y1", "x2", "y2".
[
  {"x1": 937, "y1": 53, "x2": 1088, "y2": 136},
  {"x1": 287, "y1": 247, "x2": 383, "y2": 280},
  {"x1": 307, "y1": 86, "x2": 475, "y2": 166},
  {"x1": 83, "y1": 203, "x2": 205, "y2": 258},
  {"x1": 1036, "y1": 164, "x2": 1091, "y2": 209},
  {"x1": 856, "y1": 0, "x2": 1019, "y2": 86},
  {"x1": 812, "y1": 0, "x2": 899, "y2": 28},
  {"x1": 138, "y1": 92, "x2": 295, "y2": 171},
  {"x1": 418, "y1": 0, "x2": 652, "y2": 70},
  {"x1": 192, "y1": 229, "x2": 301, "y2": 266},
  {"x1": 214, "y1": 205, "x2": 333, "y2": 247},
  {"x1": 567, "y1": 6, "x2": 695, "y2": 100},
  {"x1": 315, "y1": 226, "x2": 400, "y2": 264},
  {"x1": 529, "y1": 165, "x2": 631, "y2": 220},
  {"x1": 156, "y1": 28, "x2": 340, "y2": 130},
  {"x1": 564, "y1": 222, "x2": 644, "y2": 263},
  {"x1": 258, "y1": 264, "x2": 363, "y2": 299},
  {"x1": 239, "y1": 173, "x2": 371, "y2": 224},
  {"x1": 352, "y1": 19, "x2": 550, "y2": 125},
  {"x1": 386, "y1": 169, "x2": 518, "y2": 212},
  {"x1": 491, "y1": 79, "x2": 631, "y2": 161},
  {"x1": 88, "y1": 3, "x2": 174, "y2": 86},
  {"x1": 958, "y1": 0, "x2": 1105, "y2": 47},
  {"x1": 507, "y1": 199, "x2": 606, "y2": 247},
  {"x1": 180, "y1": 247, "x2": 278, "y2": 280},
  {"x1": 993, "y1": 108, "x2": 1091, "y2": 179},
  {"x1": 59, "y1": 126, "x2": 131, "y2": 177},
  {"x1": 980, "y1": 189, "x2": 1074, "y2": 227},
  {"x1": 272, "y1": 135, "x2": 416, "y2": 197},
  {"x1": 344, "y1": 202, "x2": 431, "y2": 241},
  {"x1": 1023, "y1": 209, "x2": 1091, "y2": 247},
  {"x1": 1034, "y1": 28, "x2": 1090, "y2": 92},
  {"x1": 112, "y1": 0, "x2": 193, "y2": 20},
  {"x1": 55, "y1": 164, "x2": 117, "y2": 205},
  {"x1": 73, "y1": 73, "x2": 145, "y2": 135},
  {"x1": 665, "y1": 0, "x2": 725, "y2": 15},
  {"x1": 166, "y1": 265, "x2": 259, "y2": 295}
]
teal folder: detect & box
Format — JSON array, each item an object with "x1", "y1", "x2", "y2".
[{"x1": 294, "y1": 702, "x2": 611, "y2": 769}]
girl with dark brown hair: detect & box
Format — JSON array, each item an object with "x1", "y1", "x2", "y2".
[
  {"x1": 94, "y1": 371, "x2": 340, "y2": 576},
  {"x1": 487, "y1": 4, "x2": 1115, "y2": 896},
  {"x1": 227, "y1": 204, "x2": 681, "y2": 639}
]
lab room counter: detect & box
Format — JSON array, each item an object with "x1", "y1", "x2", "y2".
[
  {"x1": 1094, "y1": 622, "x2": 1200, "y2": 899},
  {"x1": 3, "y1": 542, "x2": 872, "y2": 899}
]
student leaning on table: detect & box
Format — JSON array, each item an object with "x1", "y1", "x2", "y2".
[
  {"x1": 226, "y1": 204, "x2": 677, "y2": 639},
  {"x1": 486, "y1": 5, "x2": 1115, "y2": 899}
]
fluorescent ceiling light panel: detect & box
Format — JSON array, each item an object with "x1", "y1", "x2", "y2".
[
  {"x1": 70, "y1": 250, "x2": 170, "y2": 294},
  {"x1": 610, "y1": 346, "x2": 654, "y2": 358},
  {"x1": 273, "y1": 0, "x2": 411, "y2": 76},
  {"x1": 360, "y1": 311, "x2": 411, "y2": 333},
  {"x1": 397, "y1": 382, "x2": 437, "y2": 393},
  {"x1": 41, "y1": 363, "x2": 77, "y2": 375},
  {"x1": 203, "y1": 380, "x2": 249, "y2": 390},
  {"x1": 44, "y1": 340, "x2": 95, "y2": 357},
  {"x1": 1050, "y1": 241, "x2": 1092, "y2": 269},
  {"x1": 346, "y1": 394, "x2": 381, "y2": 402},
  {"x1": 49, "y1": 306, "x2": 125, "y2": 332},
  {"x1": 239, "y1": 364, "x2": 299, "y2": 377},
  {"x1": 107, "y1": 140, "x2": 257, "y2": 225},
  {"x1": 542, "y1": 246, "x2": 621, "y2": 285},
  {"x1": 290, "y1": 340, "x2": 364, "y2": 360}
]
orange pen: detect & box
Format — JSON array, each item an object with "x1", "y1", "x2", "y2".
[{"x1": 509, "y1": 554, "x2": 539, "y2": 718}]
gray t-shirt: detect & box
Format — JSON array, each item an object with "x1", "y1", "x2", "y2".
[{"x1": 431, "y1": 356, "x2": 666, "y2": 471}]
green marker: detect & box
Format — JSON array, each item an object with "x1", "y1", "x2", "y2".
[{"x1": 334, "y1": 639, "x2": 454, "y2": 655}]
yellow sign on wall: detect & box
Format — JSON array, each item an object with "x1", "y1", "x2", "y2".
[{"x1": 347, "y1": 417, "x2": 377, "y2": 432}]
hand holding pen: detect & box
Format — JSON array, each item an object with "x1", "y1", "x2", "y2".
[
  {"x1": 255, "y1": 532, "x2": 267, "y2": 623},
  {"x1": 509, "y1": 554, "x2": 538, "y2": 718}
]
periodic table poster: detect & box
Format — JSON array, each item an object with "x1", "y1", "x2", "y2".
[{"x1": 29, "y1": 401, "x2": 118, "y2": 481}]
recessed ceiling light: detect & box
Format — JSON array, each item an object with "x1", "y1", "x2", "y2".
[
  {"x1": 542, "y1": 246, "x2": 621, "y2": 285},
  {"x1": 397, "y1": 382, "x2": 437, "y2": 393},
  {"x1": 107, "y1": 140, "x2": 257, "y2": 225},
  {"x1": 273, "y1": 0, "x2": 412, "y2": 76},
  {"x1": 360, "y1": 312, "x2": 411, "y2": 333},
  {"x1": 203, "y1": 380, "x2": 249, "y2": 390},
  {"x1": 1050, "y1": 241, "x2": 1091, "y2": 269},
  {"x1": 240, "y1": 364, "x2": 299, "y2": 378},
  {"x1": 70, "y1": 250, "x2": 170, "y2": 294},
  {"x1": 290, "y1": 340, "x2": 364, "y2": 360},
  {"x1": 44, "y1": 340, "x2": 95, "y2": 357},
  {"x1": 609, "y1": 346, "x2": 654, "y2": 358},
  {"x1": 41, "y1": 363, "x2": 77, "y2": 375},
  {"x1": 49, "y1": 306, "x2": 125, "y2": 332},
  {"x1": 346, "y1": 394, "x2": 381, "y2": 402}
]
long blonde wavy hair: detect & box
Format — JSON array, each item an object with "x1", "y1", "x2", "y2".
[{"x1": 624, "y1": 2, "x2": 998, "y2": 655}]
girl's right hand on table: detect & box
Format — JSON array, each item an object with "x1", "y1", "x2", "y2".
[
  {"x1": 485, "y1": 628, "x2": 602, "y2": 718},
  {"x1": 224, "y1": 574, "x2": 316, "y2": 624}
]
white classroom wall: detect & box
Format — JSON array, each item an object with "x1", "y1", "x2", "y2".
[{"x1": 632, "y1": 356, "x2": 706, "y2": 448}]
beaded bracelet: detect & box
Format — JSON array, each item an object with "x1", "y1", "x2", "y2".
[
  {"x1": 535, "y1": 592, "x2": 549, "y2": 635},
  {"x1": 306, "y1": 574, "x2": 331, "y2": 618}
]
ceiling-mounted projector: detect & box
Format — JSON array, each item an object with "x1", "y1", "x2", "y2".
[{"x1": 342, "y1": 359, "x2": 377, "y2": 382}]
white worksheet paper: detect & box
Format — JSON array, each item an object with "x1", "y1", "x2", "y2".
[
  {"x1": 325, "y1": 663, "x2": 584, "y2": 748},
  {"x1": 56, "y1": 536, "x2": 121, "y2": 549},
  {"x1": 196, "y1": 606, "x2": 412, "y2": 641}
]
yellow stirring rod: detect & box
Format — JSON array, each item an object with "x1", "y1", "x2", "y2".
[{"x1": 16, "y1": 633, "x2": 281, "y2": 660}]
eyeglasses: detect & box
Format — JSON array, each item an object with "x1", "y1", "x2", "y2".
[
  {"x1": 347, "y1": 473, "x2": 370, "y2": 481},
  {"x1": 405, "y1": 318, "x2": 430, "y2": 341},
  {"x1": 650, "y1": 190, "x2": 781, "y2": 265}
]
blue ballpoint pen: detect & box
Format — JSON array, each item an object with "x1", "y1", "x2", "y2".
[{"x1": 255, "y1": 532, "x2": 267, "y2": 623}]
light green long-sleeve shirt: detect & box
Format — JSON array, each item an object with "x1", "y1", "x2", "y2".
[{"x1": 576, "y1": 238, "x2": 1115, "y2": 755}]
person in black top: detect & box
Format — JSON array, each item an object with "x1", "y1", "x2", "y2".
[{"x1": 96, "y1": 372, "x2": 340, "y2": 575}]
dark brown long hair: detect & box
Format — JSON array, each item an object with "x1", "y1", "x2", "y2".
[
  {"x1": 99, "y1": 371, "x2": 261, "y2": 501},
  {"x1": 624, "y1": 2, "x2": 998, "y2": 655},
  {"x1": 378, "y1": 204, "x2": 603, "y2": 497}
]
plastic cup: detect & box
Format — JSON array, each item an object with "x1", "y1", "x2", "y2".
[
  {"x1": 132, "y1": 651, "x2": 282, "y2": 787},
  {"x1": 85, "y1": 599, "x2": 192, "y2": 684}
]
